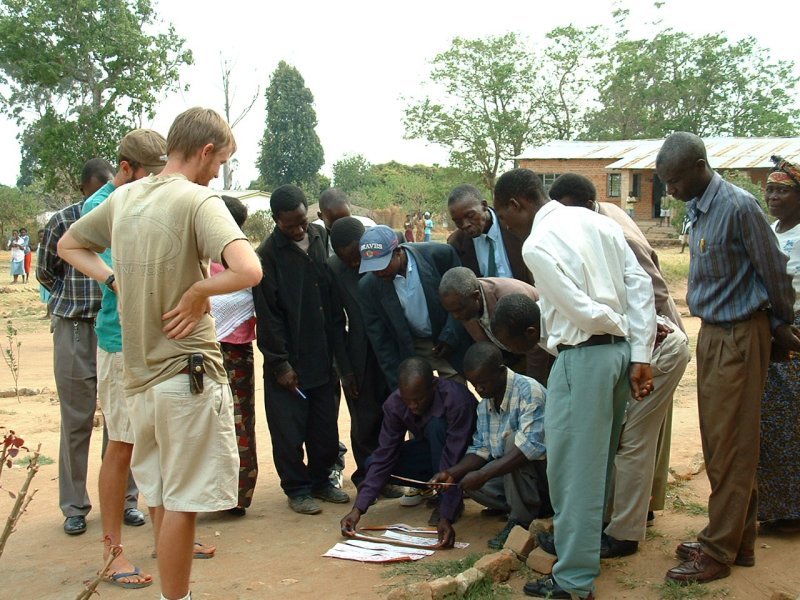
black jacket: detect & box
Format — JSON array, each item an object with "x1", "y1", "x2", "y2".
[
  {"x1": 358, "y1": 243, "x2": 472, "y2": 389},
  {"x1": 254, "y1": 223, "x2": 350, "y2": 388}
]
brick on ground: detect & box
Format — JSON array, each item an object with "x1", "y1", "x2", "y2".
[
  {"x1": 528, "y1": 517, "x2": 554, "y2": 536},
  {"x1": 428, "y1": 575, "x2": 458, "y2": 599},
  {"x1": 527, "y1": 546, "x2": 557, "y2": 575},
  {"x1": 503, "y1": 524, "x2": 537, "y2": 558},
  {"x1": 455, "y1": 567, "x2": 484, "y2": 596},
  {"x1": 474, "y1": 550, "x2": 516, "y2": 582}
]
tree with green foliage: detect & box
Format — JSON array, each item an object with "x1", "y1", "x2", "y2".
[
  {"x1": 583, "y1": 12, "x2": 799, "y2": 139},
  {"x1": 0, "y1": 186, "x2": 43, "y2": 241},
  {"x1": 257, "y1": 61, "x2": 324, "y2": 193},
  {"x1": 0, "y1": 0, "x2": 192, "y2": 196},
  {"x1": 332, "y1": 154, "x2": 378, "y2": 195},
  {"x1": 403, "y1": 33, "x2": 544, "y2": 191}
]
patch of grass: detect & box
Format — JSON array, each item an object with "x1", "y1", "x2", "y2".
[
  {"x1": 464, "y1": 578, "x2": 511, "y2": 600},
  {"x1": 656, "y1": 580, "x2": 711, "y2": 599},
  {"x1": 672, "y1": 496, "x2": 708, "y2": 516},
  {"x1": 383, "y1": 552, "x2": 483, "y2": 580},
  {"x1": 617, "y1": 573, "x2": 646, "y2": 590},
  {"x1": 383, "y1": 553, "x2": 512, "y2": 600},
  {"x1": 13, "y1": 453, "x2": 53, "y2": 466},
  {"x1": 658, "y1": 250, "x2": 691, "y2": 287},
  {"x1": 0, "y1": 408, "x2": 17, "y2": 415},
  {"x1": 646, "y1": 527, "x2": 666, "y2": 540}
]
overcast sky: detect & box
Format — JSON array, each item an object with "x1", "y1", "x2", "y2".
[{"x1": 1, "y1": 0, "x2": 798, "y2": 190}]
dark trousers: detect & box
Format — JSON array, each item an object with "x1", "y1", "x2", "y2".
[
  {"x1": 365, "y1": 416, "x2": 448, "y2": 486},
  {"x1": 696, "y1": 312, "x2": 771, "y2": 564},
  {"x1": 264, "y1": 375, "x2": 339, "y2": 498},
  {"x1": 346, "y1": 352, "x2": 390, "y2": 487}
]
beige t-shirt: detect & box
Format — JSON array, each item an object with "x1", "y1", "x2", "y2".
[{"x1": 68, "y1": 174, "x2": 246, "y2": 394}]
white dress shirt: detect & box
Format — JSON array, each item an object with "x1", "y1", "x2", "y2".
[
  {"x1": 472, "y1": 208, "x2": 513, "y2": 278},
  {"x1": 522, "y1": 201, "x2": 655, "y2": 364}
]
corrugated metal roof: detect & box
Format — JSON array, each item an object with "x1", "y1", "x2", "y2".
[{"x1": 517, "y1": 138, "x2": 800, "y2": 170}]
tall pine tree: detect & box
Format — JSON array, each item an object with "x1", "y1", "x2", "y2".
[{"x1": 257, "y1": 61, "x2": 324, "y2": 191}]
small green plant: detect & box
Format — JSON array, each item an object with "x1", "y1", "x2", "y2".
[
  {"x1": 13, "y1": 453, "x2": 53, "y2": 466},
  {"x1": 656, "y1": 580, "x2": 711, "y2": 599},
  {"x1": 2, "y1": 320, "x2": 22, "y2": 403},
  {"x1": 672, "y1": 496, "x2": 708, "y2": 516}
]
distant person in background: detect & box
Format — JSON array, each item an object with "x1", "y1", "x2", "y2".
[
  {"x1": 36, "y1": 229, "x2": 50, "y2": 317},
  {"x1": 404, "y1": 214, "x2": 415, "y2": 242},
  {"x1": 19, "y1": 227, "x2": 31, "y2": 282},
  {"x1": 212, "y1": 195, "x2": 258, "y2": 517},
  {"x1": 423, "y1": 211, "x2": 433, "y2": 242},
  {"x1": 625, "y1": 190, "x2": 639, "y2": 219},
  {"x1": 415, "y1": 212, "x2": 425, "y2": 242},
  {"x1": 7, "y1": 229, "x2": 24, "y2": 283},
  {"x1": 757, "y1": 156, "x2": 800, "y2": 534},
  {"x1": 679, "y1": 215, "x2": 691, "y2": 253}
]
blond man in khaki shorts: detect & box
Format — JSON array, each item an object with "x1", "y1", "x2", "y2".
[{"x1": 60, "y1": 108, "x2": 263, "y2": 600}]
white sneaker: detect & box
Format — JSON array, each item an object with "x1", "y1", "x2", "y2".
[{"x1": 399, "y1": 487, "x2": 435, "y2": 507}]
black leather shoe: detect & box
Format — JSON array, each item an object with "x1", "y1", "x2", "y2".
[
  {"x1": 63, "y1": 515, "x2": 86, "y2": 535},
  {"x1": 536, "y1": 531, "x2": 557, "y2": 556},
  {"x1": 523, "y1": 576, "x2": 594, "y2": 599},
  {"x1": 123, "y1": 507, "x2": 146, "y2": 527},
  {"x1": 600, "y1": 533, "x2": 638, "y2": 558}
]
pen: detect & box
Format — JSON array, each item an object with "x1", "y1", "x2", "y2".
[
  {"x1": 295, "y1": 388, "x2": 307, "y2": 400},
  {"x1": 700, "y1": 238, "x2": 706, "y2": 252}
]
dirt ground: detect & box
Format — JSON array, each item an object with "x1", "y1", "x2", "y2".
[{"x1": 0, "y1": 248, "x2": 798, "y2": 600}]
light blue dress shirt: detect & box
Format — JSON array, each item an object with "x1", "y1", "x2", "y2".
[
  {"x1": 394, "y1": 251, "x2": 433, "y2": 338},
  {"x1": 472, "y1": 208, "x2": 513, "y2": 278}
]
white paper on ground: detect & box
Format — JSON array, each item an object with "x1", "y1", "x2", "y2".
[
  {"x1": 323, "y1": 540, "x2": 434, "y2": 563},
  {"x1": 382, "y1": 530, "x2": 469, "y2": 549}
]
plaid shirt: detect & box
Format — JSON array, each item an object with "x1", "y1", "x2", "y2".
[
  {"x1": 36, "y1": 202, "x2": 101, "y2": 320},
  {"x1": 467, "y1": 368, "x2": 546, "y2": 461}
]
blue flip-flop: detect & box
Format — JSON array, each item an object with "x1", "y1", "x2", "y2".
[{"x1": 104, "y1": 566, "x2": 153, "y2": 589}]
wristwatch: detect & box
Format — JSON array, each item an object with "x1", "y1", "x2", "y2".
[{"x1": 104, "y1": 274, "x2": 116, "y2": 291}]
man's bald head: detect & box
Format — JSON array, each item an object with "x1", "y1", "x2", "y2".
[
  {"x1": 655, "y1": 132, "x2": 708, "y2": 170},
  {"x1": 655, "y1": 132, "x2": 713, "y2": 203}
]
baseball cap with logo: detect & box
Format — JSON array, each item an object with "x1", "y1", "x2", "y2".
[
  {"x1": 359, "y1": 225, "x2": 399, "y2": 274},
  {"x1": 118, "y1": 129, "x2": 168, "y2": 174}
]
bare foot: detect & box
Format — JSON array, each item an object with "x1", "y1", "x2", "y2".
[{"x1": 193, "y1": 540, "x2": 216, "y2": 558}]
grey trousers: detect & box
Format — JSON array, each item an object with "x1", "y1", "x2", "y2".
[
  {"x1": 54, "y1": 317, "x2": 137, "y2": 517},
  {"x1": 605, "y1": 324, "x2": 690, "y2": 541},
  {"x1": 465, "y1": 435, "x2": 551, "y2": 525}
]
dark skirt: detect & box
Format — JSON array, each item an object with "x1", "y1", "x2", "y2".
[{"x1": 757, "y1": 312, "x2": 800, "y2": 522}]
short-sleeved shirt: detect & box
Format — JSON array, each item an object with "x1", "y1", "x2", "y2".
[
  {"x1": 467, "y1": 369, "x2": 546, "y2": 462},
  {"x1": 82, "y1": 181, "x2": 121, "y2": 353},
  {"x1": 68, "y1": 173, "x2": 246, "y2": 394}
]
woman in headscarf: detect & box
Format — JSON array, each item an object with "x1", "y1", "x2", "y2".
[{"x1": 758, "y1": 155, "x2": 800, "y2": 533}]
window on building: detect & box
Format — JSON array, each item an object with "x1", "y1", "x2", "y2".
[
  {"x1": 632, "y1": 173, "x2": 641, "y2": 197},
  {"x1": 607, "y1": 173, "x2": 622, "y2": 197},
  {"x1": 538, "y1": 173, "x2": 561, "y2": 192}
]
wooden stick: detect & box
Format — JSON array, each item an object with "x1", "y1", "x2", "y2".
[
  {"x1": 390, "y1": 474, "x2": 457, "y2": 487},
  {"x1": 344, "y1": 530, "x2": 446, "y2": 550},
  {"x1": 0, "y1": 443, "x2": 40, "y2": 560}
]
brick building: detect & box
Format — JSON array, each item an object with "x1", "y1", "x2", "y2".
[{"x1": 515, "y1": 138, "x2": 800, "y2": 220}]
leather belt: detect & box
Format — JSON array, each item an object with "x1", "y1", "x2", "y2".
[{"x1": 557, "y1": 334, "x2": 625, "y2": 353}]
